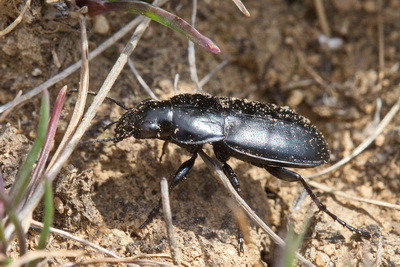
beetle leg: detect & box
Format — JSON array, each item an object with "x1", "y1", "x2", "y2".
[
  {"x1": 218, "y1": 162, "x2": 245, "y2": 252},
  {"x1": 221, "y1": 163, "x2": 245, "y2": 253},
  {"x1": 139, "y1": 153, "x2": 198, "y2": 229},
  {"x1": 213, "y1": 144, "x2": 245, "y2": 252},
  {"x1": 159, "y1": 141, "x2": 170, "y2": 162},
  {"x1": 222, "y1": 163, "x2": 241, "y2": 193},
  {"x1": 213, "y1": 142, "x2": 241, "y2": 193},
  {"x1": 265, "y1": 166, "x2": 373, "y2": 238},
  {"x1": 264, "y1": 166, "x2": 298, "y2": 182}
]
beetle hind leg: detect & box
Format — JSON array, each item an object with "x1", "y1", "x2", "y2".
[
  {"x1": 139, "y1": 152, "x2": 198, "y2": 229},
  {"x1": 264, "y1": 166, "x2": 373, "y2": 238}
]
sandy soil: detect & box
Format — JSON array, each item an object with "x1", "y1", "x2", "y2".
[{"x1": 1, "y1": 0, "x2": 399, "y2": 266}]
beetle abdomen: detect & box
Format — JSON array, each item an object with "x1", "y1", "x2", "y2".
[{"x1": 223, "y1": 113, "x2": 330, "y2": 167}]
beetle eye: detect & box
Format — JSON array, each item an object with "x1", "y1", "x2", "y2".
[{"x1": 135, "y1": 121, "x2": 160, "y2": 139}]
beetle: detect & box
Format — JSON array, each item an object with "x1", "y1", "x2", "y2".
[{"x1": 112, "y1": 93, "x2": 372, "y2": 250}]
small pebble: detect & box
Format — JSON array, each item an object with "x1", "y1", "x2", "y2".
[
  {"x1": 31, "y1": 68, "x2": 42, "y2": 76},
  {"x1": 287, "y1": 90, "x2": 304, "y2": 108},
  {"x1": 363, "y1": 1, "x2": 377, "y2": 13},
  {"x1": 360, "y1": 185, "x2": 373, "y2": 198},
  {"x1": 374, "y1": 134, "x2": 385, "y2": 147},
  {"x1": 93, "y1": 15, "x2": 110, "y2": 35},
  {"x1": 54, "y1": 197, "x2": 65, "y2": 214},
  {"x1": 316, "y1": 251, "x2": 330, "y2": 266}
]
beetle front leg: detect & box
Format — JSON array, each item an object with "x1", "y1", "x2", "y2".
[
  {"x1": 264, "y1": 166, "x2": 373, "y2": 238},
  {"x1": 139, "y1": 153, "x2": 198, "y2": 229}
]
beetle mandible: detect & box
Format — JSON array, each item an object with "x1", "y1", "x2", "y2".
[{"x1": 112, "y1": 93, "x2": 372, "y2": 248}]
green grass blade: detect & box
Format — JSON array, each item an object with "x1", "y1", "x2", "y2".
[
  {"x1": 0, "y1": 193, "x2": 27, "y2": 256},
  {"x1": 27, "y1": 178, "x2": 54, "y2": 267},
  {"x1": 36, "y1": 178, "x2": 53, "y2": 250},
  {"x1": 9, "y1": 90, "x2": 50, "y2": 207},
  {"x1": 280, "y1": 217, "x2": 311, "y2": 267},
  {"x1": 28, "y1": 86, "x2": 67, "y2": 197},
  {"x1": 76, "y1": 0, "x2": 220, "y2": 53}
]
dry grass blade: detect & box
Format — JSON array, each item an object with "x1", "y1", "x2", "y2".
[
  {"x1": 8, "y1": 250, "x2": 85, "y2": 267},
  {"x1": 60, "y1": 257, "x2": 179, "y2": 267},
  {"x1": 48, "y1": 15, "x2": 90, "y2": 170},
  {"x1": 307, "y1": 180, "x2": 400, "y2": 210},
  {"x1": 3, "y1": 0, "x2": 167, "y2": 241},
  {"x1": 313, "y1": 0, "x2": 330, "y2": 36},
  {"x1": 199, "y1": 60, "x2": 228, "y2": 87},
  {"x1": 231, "y1": 0, "x2": 250, "y2": 16},
  {"x1": 295, "y1": 49, "x2": 328, "y2": 88},
  {"x1": 0, "y1": 15, "x2": 144, "y2": 114},
  {"x1": 0, "y1": 0, "x2": 32, "y2": 37},
  {"x1": 127, "y1": 58, "x2": 158, "y2": 99},
  {"x1": 31, "y1": 220, "x2": 120, "y2": 258},
  {"x1": 161, "y1": 178, "x2": 181, "y2": 266},
  {"x1": 198, "y1": 150, "x2": 316, "y2": 267},
  {"x1": 0, "y1": 90, "x2": 22, "y2": 123},
  {"x1": 173, "y1": 74, "x2": 180, "y2": 94},
  {"x1": 375, "y1": 235, "x2": 383, "y2": 267},
  {"x1": 377, "y1": 0, "x2": 385, "y2": 81}
]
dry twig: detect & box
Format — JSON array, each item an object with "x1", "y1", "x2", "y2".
[
  {"x1": 48, "y1": 14, "x2": 90, "y2": 169},
  {"x1": 313, "y1": 0, "x2": 331, "y2": 36},
  {"x1": 161, "y1": 178, "x2": 181, "y2": 266},
  {"x1": 31, "y1": 220, "x2": 120, "y2": 258},
  {"x1": 0, "y1": 0, "x2": 32, "y2": 37},
  {"x1": 8, "y1": 249, "x2": 85, "y2": 267},
  {"x1": 377, "y1": 0, "x2": 385, "y2": 81},
  {"x1": 127, "y1": 58, "x2": 158, "y2": 99},
  {"x1": 0, "y1": 90, "x2": 22, "y2": 123}
]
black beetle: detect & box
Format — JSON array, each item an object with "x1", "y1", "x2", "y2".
[{"x1": 112, "y1": 93, "x2": 372, "y2": 248}]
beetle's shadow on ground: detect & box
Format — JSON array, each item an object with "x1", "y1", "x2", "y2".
[{"x1": 91, "y1": 142, "x2": 271, "y2": 256}]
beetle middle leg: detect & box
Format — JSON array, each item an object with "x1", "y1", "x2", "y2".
[
  {"x1": 213, "y1": 142, "x2": 241, "y2": 193},
  {"x1": 213, "y1": 143, "x2": 244, "y2": 253},
  {"x1": 139, "y1": 152, "x2": 198, "y2": 229},
  {"x1": 265, "y1": 166, "x2": 373, "y2": 238}
]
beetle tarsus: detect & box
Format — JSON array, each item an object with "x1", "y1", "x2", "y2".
[
  {"x1": 237, "y1": 231, "x2": 244, "y2": 254},
  {"x1": 139, "y1": 203, "x2": 161, "y2": 229}
]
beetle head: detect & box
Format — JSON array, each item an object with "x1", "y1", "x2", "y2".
[{"x1": 114, "y1": 100, "x2": 173, "y2": 141}]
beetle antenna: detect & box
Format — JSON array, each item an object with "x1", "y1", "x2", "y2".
[
  {"x1": 79, "y1": 136, "x2": 122, "y2": 146},
  {"x1": 104, "y1": 120, "x2": 118, "y2": 130},
  {"x1": 68, "y1": 89, "x2": 130, "y2": 110}
]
